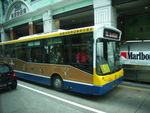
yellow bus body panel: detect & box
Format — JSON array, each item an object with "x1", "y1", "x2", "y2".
[{"x1": 93, "y1": 68, "x2": 124, "y2": 86}]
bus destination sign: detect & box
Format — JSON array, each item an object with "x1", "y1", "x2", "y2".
[{"x1": 103, "y1": 29, "x2": 120, "y2": 40}]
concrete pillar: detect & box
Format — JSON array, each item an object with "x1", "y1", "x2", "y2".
[
  {"x1": 0, "y1": 27, "x2": 5, "y2": 42},
  {"x1": 10, "y1": 28, "x2": 15, "y2": 40},
  {"x1": 29, "y1": 21, "x2": 34, "y2": 35},
  {"x1": 29, "y1": 21, "x2": 36, "y2": 35},
  {"x1": 94, "y1": 0, "x2": 117, "y2": 27},
  {"x1": 43, "y1": 10, "x2": 57, "y2": 33},
  {"x1": 55, "y1": 19, "x2": 60, "y2": 30}
]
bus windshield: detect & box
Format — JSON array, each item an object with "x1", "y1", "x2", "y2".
[{"x1": 96, "y1": 38, "x2": 120, "y2": 75}]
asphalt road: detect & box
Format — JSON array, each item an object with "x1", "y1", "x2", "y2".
[{"x1": 0, "y1": 80, "x2": 150, "y2": 113}]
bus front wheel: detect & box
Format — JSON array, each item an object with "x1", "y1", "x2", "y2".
[{"x1": 52, "y1": 75, "x2": 63, "y2": 91}]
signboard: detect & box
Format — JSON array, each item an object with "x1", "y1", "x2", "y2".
[
  {"x1": 120, "y1": 51, "x2": 150, "y2": 65},
  {"x1": 100, "y1": 64, "x2": 110, "y2": 74},
  {"x1": 7, "y1": 1, "x2": 29, "y2": 20},
  {"x1": 103, "y1": 28, "x2": 120, "y2": 40},
  {"x1": 120, "y1": 41, "x2": 150, "y2": 66}
]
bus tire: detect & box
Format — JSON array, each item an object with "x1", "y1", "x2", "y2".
[{"x1": 52, "y1": 75, "x2": 63, "y2": 91}]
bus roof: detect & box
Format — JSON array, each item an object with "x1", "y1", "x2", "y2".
[
  {"x1": 0, "y1": 25, "x2": 121, "y2": 45},
  {"x1": 0, "y1": 26, "x2": 94, "y2": 45}
]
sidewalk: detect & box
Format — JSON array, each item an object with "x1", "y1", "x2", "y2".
[{"x1": 121, "y1": 81, "x2": 150, "y2": 90}]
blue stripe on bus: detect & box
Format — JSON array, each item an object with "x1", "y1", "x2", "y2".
[
  {"x1": 15, "y1": 71, "x2": 124, "y2": 95},
  {"x1": 16, "y1": 71, "x2": 51, "y2": 86}
]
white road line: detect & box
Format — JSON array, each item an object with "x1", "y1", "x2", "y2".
[{"x1": 18, "y1": 84, "x2": 106, "y2": 113}]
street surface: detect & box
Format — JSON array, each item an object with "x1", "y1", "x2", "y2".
[{"x1": 0, "y1": 80, "x2": 150, "y2": 113}]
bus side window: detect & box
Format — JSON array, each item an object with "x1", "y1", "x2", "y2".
[
  {"x1": 30, "y1": 46, "x2": 44, "y2": 63},
  {"x1": 46, "y1": 38, "x2": 64, "y2": 64},
  {"x1": 26, "y1": 40, "x2": 46, "y2": 63},
  {"x1": 15, "y1": 43, "x2": 27, "y2": 60},
  {"x1": 49, "y1": 45, "x2": 64, "y2": 64},
  {"x1": 76, "y1": 47, "x2": 88, "y2": 63},
  {"x1": 70, "y1": 33, "x2": 93, "y2": 73}
]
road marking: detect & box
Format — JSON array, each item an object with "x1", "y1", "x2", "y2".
[
  {"x1": 18, "y1": 84, "x2": 106, "y2": 113},
  {"x1": 118, "y1": 85, "x2": 150, "y2": 92}
]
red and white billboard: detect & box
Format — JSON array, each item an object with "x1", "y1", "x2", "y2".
[{"x1": 120, "y1": 41, "x2": 150, "y2": 66}]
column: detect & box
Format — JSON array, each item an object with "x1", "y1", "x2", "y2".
[
  {"x1": 94, "y1": 0, "x2": 117, "y2": 27},
  {"x1": 55, "y1": 19, "x2": 60, "y2": 30},
  {"x1": 29, "y1": 21, "x2": 34, "y2": 35},
  {"x1": 43, "y1": 10, "x2": 57, "y2": 33},
  {"x1": 10, "y1": 28, "x2": 15, "y2": 40},
  {"x1": 0, "y1": 27, "x2": 5, "y2": 42}
]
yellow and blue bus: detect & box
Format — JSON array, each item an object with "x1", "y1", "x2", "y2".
[{"x1": 0, "y1": 25, "x2": 123, "y2": 95}]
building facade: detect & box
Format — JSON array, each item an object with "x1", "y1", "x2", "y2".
[
  {"x1": 0, "y1": 0, "x2": 118, "y2": 42},
  {"x1": 0, "y1": 0, "x2": 150, "y2": 42}
]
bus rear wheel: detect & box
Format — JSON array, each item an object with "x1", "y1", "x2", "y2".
[{"x1": 52, "y1": 76, "x2": 63, "y2": 91}]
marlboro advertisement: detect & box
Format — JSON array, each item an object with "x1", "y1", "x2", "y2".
[
  {"x1": 120, "y1": 51, "x2": 150, "y2": 65},
  {"x1": 120, "y1": 41, "x2": 150, "y2": 66}
]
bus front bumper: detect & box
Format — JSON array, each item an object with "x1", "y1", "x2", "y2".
[{"x1": 64, "y1": 76, "x2": 124, "y2": 95}]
